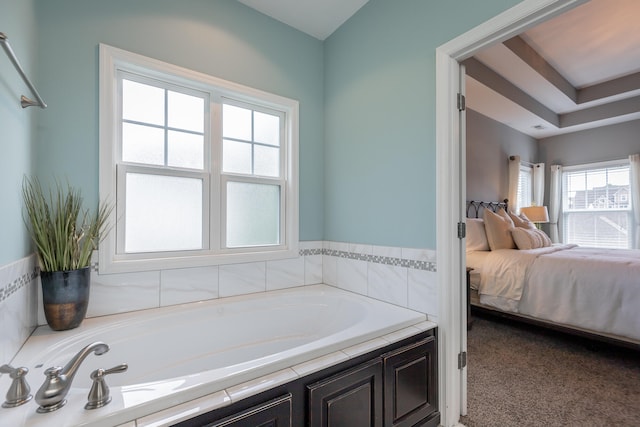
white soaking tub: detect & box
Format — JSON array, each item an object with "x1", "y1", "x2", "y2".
[{"x1": 0, "y1": 284, "x2": 431, "y2": 427}]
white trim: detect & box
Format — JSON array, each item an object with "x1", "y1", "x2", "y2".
[
  {"x1": 435, "y1": 1, "x2": 587, "y2": 426},
  {"x1": 562, "y1": 158, "x2": 630, "y2": 172},
  {"x1": 99, "y1": 44, "x2": 299, "y2": 274}
]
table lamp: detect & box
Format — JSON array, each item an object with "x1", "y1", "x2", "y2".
[{"x1": 520, "y1": 206, "x2": 549, "y2": 229}]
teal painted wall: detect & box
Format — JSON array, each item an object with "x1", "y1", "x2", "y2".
[
  {"x1": 1, "y1": 0, "x2": 526, "y2": 268},
  {"x1": 323, "y1": 0, "x2": 520, "y2": 248},
  {"x1": 0, "y1": 0, "x2": 37, "y2": 265},
  {"x1": 32, "y1": 0, "x2": 325, "y2": 242}
]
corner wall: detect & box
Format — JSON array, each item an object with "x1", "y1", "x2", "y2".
[{"x1": 0, "y1": 0, "x2": 40, "y2": 363}]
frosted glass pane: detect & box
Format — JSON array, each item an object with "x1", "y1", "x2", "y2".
[
  {"x1": 168, "y1": 130, "x2": 204, "y2": 170},
  {"x1": 122, "y1": 123, "x2": 164, "y2": 165},
  {"x1": 168, "y1": 91, "x2": 204, "y2": 132},
  {"x1": 254, "y1": 145, "x2": 279, "y2": 177},
  {"x1": 122, "y1": 79, "x2": 164, "y2": 126},
  {"x1": 223, "y1": 104, "x2": 251, "y2": 140},
  {"x1": 226, "y1": 182, "x2": 280, "y2": 247},
  {"x1": 223, "y1": 139, "x2": 251, "y2": 174},
  {"x1": 125, "y1": 173, "x2": 203, "y2": 253},
  {"x1": 254, "y1": 111, "x2": 280, "y2": 146}
]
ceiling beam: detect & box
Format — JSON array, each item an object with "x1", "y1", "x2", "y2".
[
  {"x1": 578, "y1": 71, "x2": 640, "y2": 104},
  {"x1": 503, "y1": 35, "x2": 577, "y2": 103},
  {"x1": 560, "y1": 94, "x2": 640, "y2": 127},
  {"x1": 463, "y1": 57, "x2": 559, "y2": 127}
]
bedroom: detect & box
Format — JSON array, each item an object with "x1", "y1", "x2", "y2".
[
  {"x1": 466, "y1": 2, "x2": 640, "y2": 425},
  {"x1": 465, "y1": 0, "x2": 640, "y2": 342}
]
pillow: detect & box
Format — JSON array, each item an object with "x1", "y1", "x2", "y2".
[
  {"x1": 508, "y1": 211, "x2": 537, "y2": 230},
  {"x1": 511, "y1": 227, "x2": 553, "y2": 249},
  {"x1": 511, "y1": 227, "x2": 544, "y2": 249},
  {"x1": 466, "y1": 218, "x2": 490, "y2": 251},
  {"x1": 483, "y1": 209, "x2": 516, "y2": 250},
  {"x1": 537, "y1": 228, "x2": 552, "y2": 247}
]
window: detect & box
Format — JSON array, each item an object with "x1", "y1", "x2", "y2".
[
  {"x1": 99, "y1": 45, "x2": 298, "y2": 273},
  {"x1": 562, "y1": 160, "x2": 631, "y2": 249},
  {"x1": 516, "y1": 164, "x2": 533, "y2": 213}
]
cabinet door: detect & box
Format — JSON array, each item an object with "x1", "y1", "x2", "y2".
[
  {"x1": 383, "y1": 337, "x2": 437, "y2": 427},
  {"x1": 308, "y1": 359, "x2": 383, "y2": 427},
  {"x1": 205, "y1": 394, "x2": 292, "y2": 427}
]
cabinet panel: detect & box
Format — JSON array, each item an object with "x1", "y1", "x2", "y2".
[
  {"x1": 205, "y1": 394, "x2": 292, "y2": 427},
  {"x1": 383, "y1": 337, "x2": 437, "y2": 427},
  {"x1": 308, "y1": 359, "x2": 383, "y2": 427}
]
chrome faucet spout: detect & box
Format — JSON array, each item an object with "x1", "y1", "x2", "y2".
[
  {"x1": 35, "y1": 342, "x2": 109, "y2": 413},
  {"x1": 61, "y1": 342, "x2": 109, "y2": 381}
]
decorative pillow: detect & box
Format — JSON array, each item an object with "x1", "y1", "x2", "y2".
[
  {"x1": 508, "y1": 211, "x2": 537, "y2": 230},
  {"x1": 511, "y1": 227, "x2": 544, "y2": 250},
  {"x1": 466, "y1": 218, "x2": 490, "y2": 251},
  {"x1": 537, "y1": 228, "x2": 553, "y2": 247},
  {"x1": 483, "y1": 209, "x2": 516, "y2": 250},
  {"x1": 511, "y1": 227, "x2": 553, "y2": 249}
]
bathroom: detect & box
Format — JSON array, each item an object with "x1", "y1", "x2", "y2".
[{"x1": 1, "y1": 0, "x2": 523, "y2": 425}]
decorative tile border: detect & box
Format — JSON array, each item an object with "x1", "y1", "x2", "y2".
[
  {"x1": 1, "y1": 244, "x2": 436, "y2": 306},
  {"x1": 300, "y1": 248, "x2": 436, "y2": 272},
  {"x1": 0, "y1": 262, "x2": 38, "y2": 304}
]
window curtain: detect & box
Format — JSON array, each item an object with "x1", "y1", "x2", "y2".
[
  {"x1": 533, "y1": 163, "x2": 545, "y2": 206},
  {"x1": 630, "y1": 154, "x2": 640, "y2": 249},
  {"x1": 549, "y1": 164, "x2": 562, "y2": 243},
  {"x1": 508, "y1": 155, "x2": 520, "y2": 212}
]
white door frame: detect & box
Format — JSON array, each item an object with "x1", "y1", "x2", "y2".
[{"x1": 435, "y1": 1, "x2": 587, "y2": 426}]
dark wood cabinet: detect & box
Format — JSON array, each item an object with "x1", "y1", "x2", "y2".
[
  {"x1": 308, "y1": 359, "x2": 383, "y2": 427},
  {"x1": 205, "y1": 394, "x2": 292, "y2": 427},
  {"x1": 173, "y1": 329, "x2": 438, "y2": 427},
  {"x1": 383, "y1": 337, "x2": 437, "y2": 427}
]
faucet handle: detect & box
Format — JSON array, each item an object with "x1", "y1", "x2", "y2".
[
  {"x1": 0, "y1": 364, "x2": 33, "y2": 408},
  {"x1": 85, "y1": 363, "x2": 128, "y2": 410}
]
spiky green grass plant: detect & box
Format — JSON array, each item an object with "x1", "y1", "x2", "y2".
[{"x1": 22, "y1": 177, "x2": 111, "y2": 272}]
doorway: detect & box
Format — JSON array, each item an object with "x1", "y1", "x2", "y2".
[{"x1": 434, "y1": 1, "x2": 588, "y2": 426}]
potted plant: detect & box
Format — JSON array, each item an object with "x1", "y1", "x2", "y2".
[{"x1": 22, "y1": 176, "x2": 111, "y2": 331}]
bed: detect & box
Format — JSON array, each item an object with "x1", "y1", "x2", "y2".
[{"x1": 465, "y1": 200, "x2": 640, "y2": 349}]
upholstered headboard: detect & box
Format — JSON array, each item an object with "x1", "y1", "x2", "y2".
[{"x1": 466, "y1": 199, "x2": 508, "y2": 218}]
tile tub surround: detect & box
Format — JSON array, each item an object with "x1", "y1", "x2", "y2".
[
  {"x1": 322, "y1": 241, "x2": 438, "y2": 321},
  {"x1": 0, "y1": 285, "x2": 433, "y2": 427},
  {"x1": 0, "y1": 254, "x2": 38, "y2": 364},
  {"x1": 3, "y1": 240, "x2": 437, "y2": 363}
]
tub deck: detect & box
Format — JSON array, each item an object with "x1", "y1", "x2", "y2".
[{"x1": 0, "y1": 284, "x2": 434, "y2": 427}]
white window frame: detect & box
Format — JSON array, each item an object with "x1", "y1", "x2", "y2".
[
  {"x1": 561, "y1": 159, "x2": 631, "y2": 249},
  {"x1": 99, "y1": 44, "x2": 299, "y2": 273}
]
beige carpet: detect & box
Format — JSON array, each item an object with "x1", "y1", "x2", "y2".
[{"x1": 460, "y1": 313, "x2": 640, "y2": 427}]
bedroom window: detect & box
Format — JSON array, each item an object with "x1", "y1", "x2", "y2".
[
  {"x1": 517, "y1": 164, "x2": 533, "y2": 212},
  {"x1": 562, "y1": 160, "x2": 631, "y2": 249},
  {"x1": 99, "y1": 44, "x2": 299, "y2": 273}
]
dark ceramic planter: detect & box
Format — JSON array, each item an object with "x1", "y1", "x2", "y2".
[{"x1": 40, "y1": 267, "x2": 91, "y2": 331}]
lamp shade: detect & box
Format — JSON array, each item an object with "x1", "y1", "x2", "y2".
[{"x1": 520, "y1": 206, "x2": 549, "y2": 223}]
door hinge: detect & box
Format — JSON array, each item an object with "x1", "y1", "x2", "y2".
[
  {"x1": 457, "y1": 93, "x2": 466, "y2": 111},
  {"x1": 457, "y1": 222, "x2": 466, "y2": 239},
  {"x1": 458, "y1": 351, "x2": 467, "y2": 369}
]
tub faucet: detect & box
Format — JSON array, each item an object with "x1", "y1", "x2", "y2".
[{"x1": 35, "y1": 342, "x2": 109, "y2": 413}]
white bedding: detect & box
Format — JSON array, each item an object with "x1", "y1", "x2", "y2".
[
  {"x1": 465, "y1": 251, "x2": 490, "y2": 289},
  {"x1": 474, "y1": 245, "x2": 640, "y2": 342}
]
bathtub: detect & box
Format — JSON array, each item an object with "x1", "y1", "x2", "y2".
[{"x1": 0, "y1": 284, "x2": 431, "y2": 427}]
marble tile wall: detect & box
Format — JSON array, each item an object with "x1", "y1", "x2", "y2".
[
  {"x1": 0, "y1": 255, "x2": 38, "y2": 364},
  {"x1": 3, "y1": 240, "x2": 438, "y2": 363},
  {"x1": 321, "y1": 241, "x2": 438, "y2": 321}
]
